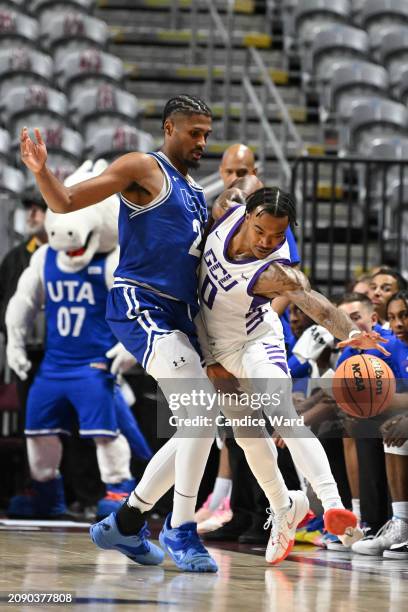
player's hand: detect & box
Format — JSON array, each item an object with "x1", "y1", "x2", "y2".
[
  {"x1": 106, "y1": 343, "x2": 137, "y2": 375},
  {"x1": 20, "y1": 127, "x2": 48, "y2": 174},
  {"x1": 337, "y1": 330, "x2": 390, "y2": 356},
  {"x1": 380, "y1": 413, "x2": 408, "y2": 447},
  {"x1": 207, "y1": 363, "x2": 240, "y2": 394},
  {"x1": 6, "y1": 345, "x2": 32, "y2": 381}
]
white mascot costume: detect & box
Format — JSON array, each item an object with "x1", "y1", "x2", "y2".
[{"x1": 6, "y1": 160, "x2": 152, "y2": 520}]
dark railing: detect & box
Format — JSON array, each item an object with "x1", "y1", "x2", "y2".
[{"x1": 291, "y1": 156, "x2": 408, "y2": 295}]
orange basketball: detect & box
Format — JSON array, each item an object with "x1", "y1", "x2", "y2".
[{"x1": 333, "y1": 354, "x2": 396, "y2": 418}]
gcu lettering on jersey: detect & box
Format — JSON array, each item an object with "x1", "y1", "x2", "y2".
[{"x1": 199, "y1": 206, "x2": 292, "y2": 359}]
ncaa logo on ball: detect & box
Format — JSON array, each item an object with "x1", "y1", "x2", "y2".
[{"x1": 351, "y1": 362, "x2": 365, "y2": 392}]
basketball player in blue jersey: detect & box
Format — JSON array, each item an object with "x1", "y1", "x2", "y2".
[
  {"x1": 197, "y1": 186, "x2": 390, "y2": 562},
  {"x1": 352, "y1": 291, "x2": 408, "y2": 558},
  {"x1": 20, "y1": 95, "x2": 224, "y2": 573}
]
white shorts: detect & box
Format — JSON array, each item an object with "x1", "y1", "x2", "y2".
[{"x1": 217, "y1": 334, "x2": 289, "y2": 382}]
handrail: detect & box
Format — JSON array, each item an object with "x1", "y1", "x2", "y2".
[
  {"x1": 243, "y1": 75, "x2": 291, "y2": 184},
  {"x1": 248, "y1": 46, "x2": 306, "y2": 154}
]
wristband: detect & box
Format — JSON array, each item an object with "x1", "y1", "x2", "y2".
[{"x1": 348, "y1": 330, "x2": 361, "y2": 339}]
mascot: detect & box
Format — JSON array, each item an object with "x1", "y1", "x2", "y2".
[{"x1": 6, "y1": 160, "x2": 152, "y2": 520}]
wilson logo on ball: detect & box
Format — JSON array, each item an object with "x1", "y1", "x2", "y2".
[{"x1": 333, "y1": 354, "x2": 396, "y2": 418}]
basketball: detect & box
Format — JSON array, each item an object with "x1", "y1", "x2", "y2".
[{"x1": 333, "y1": 354, "x2": 396, "y2": 418}]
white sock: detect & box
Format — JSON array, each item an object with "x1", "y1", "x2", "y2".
[
  {"x1": 392, "y1": 501, "x2": 408, "y2": 521},
  {"x1": 281, "y1": 437, "x2": 344, "y2": 512},
  {"x1": 171, "y1": 437, "x2": 214, "y2": 528},
  {"x1": 128, "y1": 437, "x2": 179, "y2": 513},
  {"x1": 352, "y1": 498, "x2": 361, "y2": 522},
  {"x1": 208, "y1": 477, "x2": 232, "y2": 510}
]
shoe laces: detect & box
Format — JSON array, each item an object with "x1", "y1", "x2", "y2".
[
  {"x1": 370, "y1": 519, "x2": 397, "y2": 541},
  {"x1": 176, "y1": 526, "x2": 207, "y2": 554},
  {"x1": 264, "y1": 507, "x2": 289, "y2": 545}
]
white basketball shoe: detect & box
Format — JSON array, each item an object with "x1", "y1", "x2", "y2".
[
  {"x1": 352, "y1": 518, "x2": 408, "y2": 556},
  {"x1": 265, "y1": 490, "x2": 309, "y2": 565}
]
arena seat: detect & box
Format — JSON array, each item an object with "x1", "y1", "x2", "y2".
[
  {"x1": 86, "y1": 125, "x2": 154, "y2": 160},
  {"x1": 360, "y1": 0, "x2": 408, "y2": 37},
  {"x1": 304, "y1": 24, "x2": 369, "y2": 82},
  {"x1": 378, "y1": 26, "x2": 408, "y2": 90},
  {"x1": 339, "y1": 97, "x2": 408, "y2": 152},
  {"x1": 11, "y1": 124, "x2": 83, "y2": 166},
  {"x1": 0, "y1": 127, "x2": 10, "y2": 163},
  {"x1": 294, "y1": 0, "x2": 351, "y2": 45},
  {"x1": 55, "y1": 48, "x2": 124, "y2": 96},
  {"x1": 70, "y1": 84, "x2": 139, "y2": 140},
  {"x1": 31, "y1": 0, "x2": 94, "y2": 18},
  {"x1": 0, "y1": 84, "x2": 68, "y2": 132},
  {"x1": 40, "y1": 11, "x2": 108, "y2": 54},
  {"x1": 0, "y1": 161, "x2": 23, "y2": 194},
  {"x1": 0, "y1": 7, "x2": 38, "y2": 47},
  {"x1": 0, "y1": 48, "x2": 53, "y2": 97},
  {"x1": 321, "y1": 60, "x2": 389, "y2": 115}
]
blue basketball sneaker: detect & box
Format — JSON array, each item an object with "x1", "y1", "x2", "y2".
[
  {"x1": 159, "y1": 513, "x2": 218, "y2": 573},
  {"x1": 90, "y1": 511, "x2": 164, "y2": 565}
]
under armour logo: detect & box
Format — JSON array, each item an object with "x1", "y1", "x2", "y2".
[
  {"x1": 173, "y1": 357, "x2": 186, "y2": 368},
  {"x1": 241, "y1": 273, "x2": 249, "y2": 281}
]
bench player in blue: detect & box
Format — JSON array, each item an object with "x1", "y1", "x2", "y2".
[{"x1": 20, "y1": 95, "x2": 220, "y2": 572}]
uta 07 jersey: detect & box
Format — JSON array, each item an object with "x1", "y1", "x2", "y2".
[
  {"x1": 199, "y1": 206, "x2": 292, "y2": 360},
  {"x1": 42, "y1": 248, "x2": 116, "y2": 371}
]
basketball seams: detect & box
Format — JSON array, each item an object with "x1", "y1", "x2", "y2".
[
  {"x1": 360, "y1": 354, "x2": 374, "y2": 417},
  {"x1": 342, "y1": 362, "x2": 364, "y2": 417},
  {"x1": 333, "y1": 354, "x2": 395, "y2": 418}
]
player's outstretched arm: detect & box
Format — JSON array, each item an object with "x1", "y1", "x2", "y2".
[
  {"x1": 20, "y1": 127, "x2": 156, "y2": 213},
  {"x1": 255, "y1": 263, "x2": 390, "y2": 353},
  {"x1": 212, "y1": 175, "x2": 263, "y2": 220}
]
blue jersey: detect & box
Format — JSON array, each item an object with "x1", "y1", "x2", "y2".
[
  {"x1": 42, "y1": 248, "x2": 116, "y2": 372},
  {"x1": 114, "y1": 151, "x2": 208, "y2": 309},
  {"x1": 385, "y1": 336, "x2": 408, "y2": 391}
]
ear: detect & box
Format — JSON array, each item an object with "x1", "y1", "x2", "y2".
[
  {"x1": 372, "y1": 311, "x2": 378, "y2": 325},
  {"x1": 253, "y1": 167, "x2": 258, "y2": 176},
  {"x1": 164, "y1": 118, "x2": 173, "y2": 137}
]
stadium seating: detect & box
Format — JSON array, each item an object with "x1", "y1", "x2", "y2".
[
  {"x1": 339, "y1": 97, "x2": 408, "y2": 152},
  {"x1": 0, "y1": 47, "x2": 53, "y2": 96},
  {"x1": 321, "y1": 60, "x2": 389, "y2": 116},
  {"x1": 54, "y1": 48, "x2": 124, "y2": 96},
  {"x1": 1, "y1": 84, "x2": 68, "y2": 132},
  {"x1": 295, "y1": 0, "x2": 351, "y2": 44},
  {"x1": 0, "y1": 6, "x2": 38, "y2": 46},
  {"x1": 70, "y1": 84, "x2": 139, "y2": 139},
  {"x1": 304, "y1": 24, "x2": 369, "y2": 82},
  {"x1": 40, "y1": 11, "x2": 108, "y2": 54},
  {"x1": 30, "y1": 0, "x2": 94, "y2": 18},
  {"x1": 0, "y1": 128, "x2": 10, "y2": 163},
  {"x1": 85, "y1": 125, "x2": 154, "y2": 161}
]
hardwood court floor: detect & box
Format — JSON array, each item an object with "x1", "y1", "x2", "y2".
[{"x1": 0, "y1": 521, "x2": 407, "y2": 611}]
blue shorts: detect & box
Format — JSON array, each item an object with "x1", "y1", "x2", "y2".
[
  {"x1": 106, "y1": 284, "x2": 201, "y2": 371},
  {"x1": 25, "y1": 368, "x2": 119, "y2": 438}
]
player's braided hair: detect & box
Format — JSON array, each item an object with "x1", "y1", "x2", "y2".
[
  {"x1": 162, "y1": 94, "x2": 212, "y2": 128},
  {"x1": 245, "y1": 187, "x2": 297, "y2": 226},
  {"x1": 386, "y1": 290, "x2": 408, "y2": 317}
]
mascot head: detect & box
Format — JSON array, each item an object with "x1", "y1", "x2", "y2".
[{"x1": 45, "y1": 159, "x2": 119, "y2": 269}]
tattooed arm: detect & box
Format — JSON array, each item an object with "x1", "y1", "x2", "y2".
[
  {"x1": 212, "y1": 175, "x2": 263, "y2": 220},
  {"x1": 254, "y1": 263, "x2": 389, "y2": 353}
]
